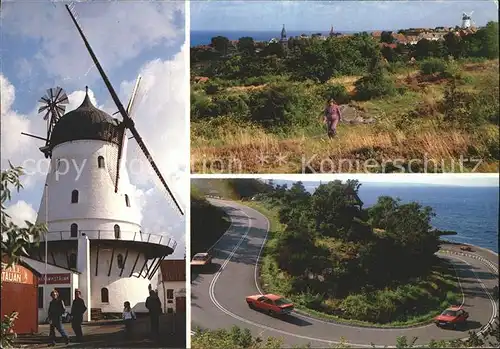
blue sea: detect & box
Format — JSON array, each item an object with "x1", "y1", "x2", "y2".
[
  {"x1": 270, "y1": 181, "x2": 499, "y2": 253},
  {"x1": 191, "y1": 30, "x2": 355, "y2": 46}
]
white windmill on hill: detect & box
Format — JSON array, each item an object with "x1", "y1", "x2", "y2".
[{"x1": 461, "y1": 11, "x2": 474, "y2": 29}]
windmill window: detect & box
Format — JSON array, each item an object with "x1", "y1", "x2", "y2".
[
  {"x1": 97, "y1": 156, "x2": 105, "y2": 168},
  {"x1": 114, "y1": 224, "x2": 121, "y2": 239},
  {"x1": 70, "y1": 223, "x2": 78, "y2": 238},
  {"x1": 101, "y1": 288, "x2": 109, "y2": 303},
  {"x1": 117, "y1": 254, "x2": 124, "y2": 269},
  {"x1": 125, "y1": 194, "x2": 130, "y2": 207},
  {"x1": 71, "y1": 190, "x2": 79, "y2": 203},
  {"x1": 69, "y1": 253, "x2": 77, "y2": 269}
]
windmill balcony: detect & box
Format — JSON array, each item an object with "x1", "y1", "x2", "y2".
[{"x1": 39, "y1": 230, "x2": 177, "y2": 257}]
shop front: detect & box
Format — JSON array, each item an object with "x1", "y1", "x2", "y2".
[{"x1": 1, "y1": 261, "x2": 41, "y2": 334}]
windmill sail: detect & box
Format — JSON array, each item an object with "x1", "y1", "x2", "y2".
[
  {"x1": 114, "y1": 75, "x2": 142, "y2": 193},
  {"x1": 65, "y1": 4, "x2": 184, "y2": 216},
  {"x1": 37, "y1": 86, "x2": 69, "y2": 155}
]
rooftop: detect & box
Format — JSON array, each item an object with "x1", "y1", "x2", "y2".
[
  {"x1": 160, "y1": 259, "x2": 185, "y2": 282},
  {"x1": 49, "y1": 88, "x2": 122, "y2": 151}
]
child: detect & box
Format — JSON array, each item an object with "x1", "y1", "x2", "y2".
[{"x1": 122, "y1": 301, "x2": 136, "y2": 338}]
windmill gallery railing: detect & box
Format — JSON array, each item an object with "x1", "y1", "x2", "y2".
[{"x1": 40, "y1": 230, "x2": 177, "y2": 250}]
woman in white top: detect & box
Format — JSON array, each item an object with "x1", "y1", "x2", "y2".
[{"x1": 122, "y1": 301, "x2": 136, "y2": 338}]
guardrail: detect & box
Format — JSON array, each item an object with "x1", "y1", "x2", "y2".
[
  {"x1": 439, "y1": 249, "x2": 499, "y2": 274},
  {"x1": 41, "y1": 230, "x2": 177, "y2": 250}
]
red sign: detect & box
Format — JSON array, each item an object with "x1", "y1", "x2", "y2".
[
  {"x1": 1, "y1": 265, "x2": 33, "y2": 285},
  {"x1": 40, "y1": 273, "x2": 71, "y2": 284}
]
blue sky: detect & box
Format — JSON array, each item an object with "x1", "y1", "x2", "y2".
[
  {"x1": 1, "y1": 1, "x2": 188, "y2": 257},
  {"x1": 191, "y1": 0, "x2": 499, "y2": 31}
]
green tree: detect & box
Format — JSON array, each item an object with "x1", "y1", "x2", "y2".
[
  {"x1": 1, "y1": 164, "x2": 47, "y2": 348},
  {"x1": 354, "y1": 66, "x2": 396, "y2": 101},
  {"x1": 263, "y1": 42, "x2": 286, "y2": 58},
  {"x1": 288, "y1": 40, "x2": 333, "y2": 83},
  {"x1": 480, "y1": 21, "x2": 499, "y2": 58},
  {"x1": 414, "y1": 38, "x2": 432, "y2": 59},
  {"x1": 443, "y1": 32, "x2": 463, "y2": 58},
  {"x1": 238, "y1": 36, "x2": 256, "y2": 55},
  {"x1": 380, "y1": 31, "x2": 395, "y2": 44},
  {"x1": 211, "y1": 36, "x2": 230, "y2": 55}
]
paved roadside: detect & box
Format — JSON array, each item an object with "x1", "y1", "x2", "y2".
[{"x1": 15, "y1": 314, "x2": 186, "y2": 348}]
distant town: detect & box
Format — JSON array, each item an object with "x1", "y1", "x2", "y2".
[{"x1": 192, "y1": 12, "x2": 480, "y2": 52}]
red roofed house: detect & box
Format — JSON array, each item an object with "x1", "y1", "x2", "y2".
[{"x1": 157, "y1": 260, "x2": 186, "y2": 314}]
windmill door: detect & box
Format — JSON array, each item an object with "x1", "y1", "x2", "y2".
[{"x1": 175, "y1": 296, "x2": 186, "y2": 313}]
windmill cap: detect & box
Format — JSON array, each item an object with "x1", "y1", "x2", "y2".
[{"x1": 48, "y1": 88, "x2": 122, "y2": 150}]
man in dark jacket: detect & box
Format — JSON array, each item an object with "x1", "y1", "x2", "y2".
[
  {"x1": 145, "y1": 290, "x2": 162, "y2": 338},
  {"x1": 70, "y1": 289, "x2": 87, "y2": 342},
  {"x1": 48, "y1": 289, "x2": 69, "y2": 346}
]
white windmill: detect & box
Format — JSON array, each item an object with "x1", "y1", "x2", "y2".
[
  {"x1": 20, "y1": 3, "x2": 184, "y2": 322},
  {"x1": 461, "y1": 11, "x2": 474, "y2": 29}
]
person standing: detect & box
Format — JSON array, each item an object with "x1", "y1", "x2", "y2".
[
  {"x1": 122, "y1": 301, "x2": 136, "y2": 339},
  {"x1": 70, "y1": 289, "x2": 87, "y2": 342},
  {"x1": 145, "y1": 290, "x2": 162, "y2": 338},
  {"x1": 324, "y1": 99, "x2": 342, "y2": 138},
  {"x1": 47, "y1": 289, "x2": 70, "y2": 346}
]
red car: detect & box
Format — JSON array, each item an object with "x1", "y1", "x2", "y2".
[
  {"x1": 246, "y1": 294, "x2": 294, "y2": 316},
  {"x1": 434, "y1": 306, "x2": 469, "y2": 329},
  {"x1": 460, "y1": 245, "x2": 473, "y2": 252}
]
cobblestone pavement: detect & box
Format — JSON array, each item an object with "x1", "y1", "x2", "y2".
[{"x1": 15, "y1": 314, "x2": 186, "y2": 348}]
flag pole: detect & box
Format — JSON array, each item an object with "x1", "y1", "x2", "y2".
[{"x1": 44, "y1": 184, "x2": 48, "y2": 307}]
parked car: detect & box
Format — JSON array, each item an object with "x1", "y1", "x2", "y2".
[
  {"x1": 245, "y1": 294, "x2": 294, "y2": 316},
  {"x1": 460, "y1": 245, "x2": 473, "y2": 252},
  {"x1": 190, "y1": 252, "x2": 212, "y2": 266},
  {"x1": 434, "y1": 306, "x2": 469, "y2": 329}
]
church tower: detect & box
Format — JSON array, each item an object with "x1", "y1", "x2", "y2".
[{"x1": 280, "y1": 24, "x2": 288, "y2": 51}]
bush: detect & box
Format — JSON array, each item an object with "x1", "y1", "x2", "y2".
[
  {"x1": 204, "y1": 81, "x2": 221, "y2": 95},
  {"x1": 212, "y1": 94, "x2": 250, "y2": 119},
  {"x1": 191, "y1": 91, "x2": 216, "y2": 119},
  {"x1": 355, "y1": 69, "x2": 396, "y2": 101},
  {"x1": 320, "y1": 84, "x2": 350, "y2": 104},
  {"x1": 440, "y1": 78, "x2": 499, "y2": 127},
  {"x1": 248, "y1": 83, "x2": 320, "y2": 130},
  {"x1": 419, "y1": 58, "x2": 447, "y2": 75}
]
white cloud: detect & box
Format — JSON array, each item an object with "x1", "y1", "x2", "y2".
[
  {"x1": 1, "y1": 1, "x2": 187, "y2": 257},
  {"x1": 123, "y1": 44, "x2": 188, "y2": 209},
  {"x1": 120, "y1": 45, "x2": 188, "y2": 256},
  {"x1": 2, "y1": 1, "x2": 183, "y2": 83},
  {"x1": 0, "y1": 75, "x2": 46, "y2": 188},
  {"x1": 0, "y1": 75, "x2": 101, "y2": 188},
  {"x1": 5, "y1": 201, "x2": 38, "y2": 228},
  {"x1": 1, "y1": 70, "x2": 187, "y2": 255}
]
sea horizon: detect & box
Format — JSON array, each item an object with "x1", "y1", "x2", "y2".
[{"x1": 265, "y1": 181, "x2": 499, "y2": 253}]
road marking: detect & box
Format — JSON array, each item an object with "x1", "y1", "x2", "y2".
[
  {"x1": 207, "y1": 205, "x2": 394, "y2": 348},
  {"x1": 243, "y1": 204, "x2": 435, "y2": 331},
  {"x1": 203, "y1": 203, "x2": 499, "y2": 347},
  {"x1": 451, "y1": 256, "x2": 498, "y2": 338}
]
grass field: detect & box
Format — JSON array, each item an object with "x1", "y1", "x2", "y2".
[{"x1": 191, "y1": 60, "x2": 499, "y2": 174}]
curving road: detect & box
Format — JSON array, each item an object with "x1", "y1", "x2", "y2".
[{"x1": 191, "y1": 199, "x2": 499, "y2": 347}]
